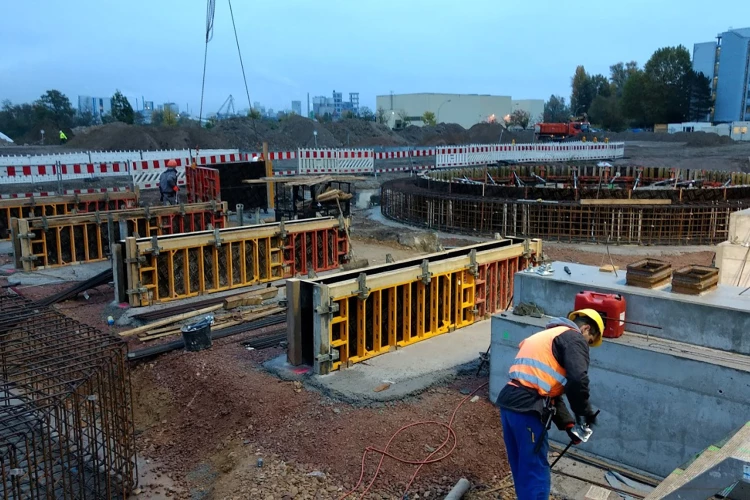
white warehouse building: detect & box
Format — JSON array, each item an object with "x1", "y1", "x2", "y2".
[{"x1": 375, "y1": 93, "x2": 543, "y2": 129}]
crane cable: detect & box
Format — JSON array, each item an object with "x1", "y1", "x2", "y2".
[
  {"x1": 227, "y1": 0, "x2": 253, "y2": 112},
  {"x1": 198, "y1": 0, "x2": 216, "y2": 124}
]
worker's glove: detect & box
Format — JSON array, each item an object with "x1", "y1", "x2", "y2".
[
  {"x1": 583, "y1": 410, "x2": 598, "y2": 427},
  {"x1": 173, "y1": 186, "x2": 179, "y2": 192},
  {"x1": 565, "y1": 423, "x2": 582, "y2": 445}
]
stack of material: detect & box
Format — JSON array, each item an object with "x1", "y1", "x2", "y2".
[{"x1": 120, "y1": 287, "x2": 281, "y2": 343}]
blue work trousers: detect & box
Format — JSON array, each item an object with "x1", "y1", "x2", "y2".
[{"x1": 500, "y1": 408, "x2": 550, "y2": 500}]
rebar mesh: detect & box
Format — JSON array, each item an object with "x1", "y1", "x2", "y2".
[{"x1": 0, "y1": 293, "x2": 136, "y2": 499}]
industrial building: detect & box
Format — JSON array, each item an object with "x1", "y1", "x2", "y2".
[
  {"x1": 77, "y1": 95, "x2": 112, "y2": 120},
  {"x1": 312, "y1": 90, "x2": 360, "y2": 119},
  {"x1": 375, "y1": 93, "x2": 543, "y2": 129},
  {"x1": 693, "y1": 27, "x2": 750, "y2": 122},
  {"x1": 291, "y1": 100, "x2": 302, "y2": 115}
]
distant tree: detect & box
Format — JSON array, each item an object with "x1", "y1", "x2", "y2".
[
  {"x1": 396, "y1": 110, "x2": 410, "y2": 125},
  {"x1": 571, "y1": 66, "x2": 595, "y2": 115},
  {"x1": 543, "y1": 95, "x2": 571, "y2": 123},
  {"x1": 315, "y1": 112, "x2": 333, "y2": 123},
  {"x1": 163, "y1": 107, "x2": 178, "y2": 126},
  {"x1": 589, "y1": 95, "x2": 626, "y2": 131},
  {"x1": 74, "y1": 111, "x2": 95, "y2": 127},
  {"x1": 689, "y1": 71, "x2": 712, "y2": 122},
  {"x1": 643, "y1": 45, "x2": 693, "y2": 124},
  {"x1": 359, "y1": 106, "x2": 375, "y2": 121},
  {"x1": 133, "y1": 111, "x2": 146, "y2": 125},
  {"x1": 0, "y1": 100, "x2": 36, "y2": 141},
  {"x1": 509, "y1": 109, "x2": 531, "y2": 129},
  {"x1": 151, "y1": 110, "x2": 164, "y2": 126},
  {"x1": 376, "y1": 107, "x2": 389, "y2": 125},
  {"x1": 111, "y1": 90, "x2": 135, "y2": 124},
  {"x1": 590, "y1": 74, "x2": 612, "y2": 99},
  {"x1": 248, "y1": 109, "x2": 262, "y2": 120},
  {"x1": 610, "y1": 61, "x2": 639, "y2": 97},
  {"x1": 178, "y1": 114, "x2": 196, "y2": 126},
  {"x1": 421, "y1": 111, "x2": 437, "y2": 126},
  {"x1": 621, "y1": 69, "x2": 648, "y2": 127},
  {"x1": 342, "y1": 110, "x2": 355, "y2": 119},
  {"x1": 34, "y1": 90, "x2": 75, "y2": 129},
  {"x1": 100, "y1": 114, "x2": 117, "y2": 124}
]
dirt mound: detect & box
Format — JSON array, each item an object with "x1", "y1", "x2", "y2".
[
  {"x1": 66, "y1": 122, "x2": 229, "y2": 150},
  {"x1": 320, "y1": 119, "x2": 408, "y2": 147},
  {"x1": 397, "y1": 123, "x2": 472, "y2": 146},
  {"x1": 214, "y1": 115, "x2": 341, "y2": 150}
]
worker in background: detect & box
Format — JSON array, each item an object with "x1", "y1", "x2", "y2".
[
  {"x1": 59, "y1": 130, "x2": 67, "y2": 144},
  {"x1": 496, "y1": 309, "x2": 603, "y2": 500},
  {"x1": 159, "y1": 160, "x2": 179, "y2": 205}
]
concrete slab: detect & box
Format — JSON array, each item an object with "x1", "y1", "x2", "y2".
[
  {"x1": 265, "y1": 320, "x2": 491, "y2": 403},
  {"x1": 490, "y1": 312, "x2": 750, "y2": 477},
  {"x1": 2, "y1": 260, "x2": 111, "y2": 286},
  {"x1": 514, "y1": 261, "x2": 750, "y2": 354}
]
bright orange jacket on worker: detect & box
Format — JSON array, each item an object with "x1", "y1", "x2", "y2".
[{"x1": 508, "y1": 326, "x2": 569, "y2": 397}]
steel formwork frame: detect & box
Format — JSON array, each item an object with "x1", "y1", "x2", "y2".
[
  {"x1": 13, "y1": 202, "x2": 227, "y2": 271},
  {"x1": 0, "y1": 293, "x2": 136, "y2": 499},
  {"x1": 0, "y1": 192, "x2": 138, "y2": 241},
  {"x1": 185, "y1": 166, "x2": 220, "y2": 203},
  {"x1": 122, "y1": 217, "x2": 350, "y2": 306},
  {"x1": 382, "y1": 179, "x2": 745, "y2": 245},
  {"x1": 286, "y1": 238, "x2": 540, "y2": 374}
]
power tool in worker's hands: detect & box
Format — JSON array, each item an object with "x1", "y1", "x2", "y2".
[{"x1": 567, "y1": 419, "x2": 594, "y2": 445}]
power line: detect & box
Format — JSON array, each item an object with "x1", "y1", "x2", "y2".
[{"x1": 227, "y1": 0, "x2": 252, "y2": 112}]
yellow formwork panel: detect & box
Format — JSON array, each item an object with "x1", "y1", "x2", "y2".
[{"x1": 329, "y1": 268, "x2": 478, "y2": 370}]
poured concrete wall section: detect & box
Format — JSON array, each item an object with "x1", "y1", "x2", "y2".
[
  {"x1": 718, "y1": 208, "x2": 750, "y2": 287},
  {"x1": 513, "y1": 262, "x2": 750, "y2": 355},
  {"x1": 489, "y1": 313, "x2": 750, "y2": 478}
]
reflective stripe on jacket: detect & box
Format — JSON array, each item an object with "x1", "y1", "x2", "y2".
[{"x1": 508, "y1": 325, "x2": 569, "y2": 397}]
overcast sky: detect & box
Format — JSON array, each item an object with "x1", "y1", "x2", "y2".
[{"x1": 1, "y1": 0, "x2": 749, "y2": 116}]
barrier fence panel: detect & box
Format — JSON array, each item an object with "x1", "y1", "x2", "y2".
[
  {"x1": 285, "y1": 237, "x2": 541, "y2": 374},
  {"x1": 336, "y1": 148, "x2": 375, "y2": 173},
  {"x1": 120, "y1": 216, "x2": 350, "y2": 306},
  {"x1": 14, "y1": 202, "x2": 227, "y2": 271},
  {"x1": 298, "y1": 149, "x2": 342, "y2": 174}
]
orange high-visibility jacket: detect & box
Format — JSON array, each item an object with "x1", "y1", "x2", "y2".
[{"x1": 508, "y1": 326, "x2": 569, "y2": 397}]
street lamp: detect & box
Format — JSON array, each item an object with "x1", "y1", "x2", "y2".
[
  {"x1": 437, "y1": 99, "x2": 452, "y2": 123},
  {"x1": 313, "y1": 130, "x2": 318, "y2": 147}
]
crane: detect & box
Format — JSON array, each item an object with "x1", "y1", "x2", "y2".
[{"x1": 216, "y1": 94, "x2": 236, "y2": 120}]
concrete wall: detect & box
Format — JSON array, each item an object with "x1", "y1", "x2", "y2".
[
  {"x1": 731, "y1": 121, "x2": 750, "y2": 140},
  {"x1": 490, "y1": 313, "x2": 750, "y2": 478},
  {"x1": 375, "y1": 93, "x2": 512, "y2": 129},
  {"x1": 717, "y1": 208, "x2": 750, "y2": 286},
  {"x1": 715, "y1": 30, "x2": 750, "y2": 122},
  {"x1": 513, "y1": 262, "x2": 750, "y2": 355}
]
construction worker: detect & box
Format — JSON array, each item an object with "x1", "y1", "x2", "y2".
[
  {"x1": 159, "y1": 160, "x2": 179, "y2": 205},
  {"x1": 59, "y1": 130, "x2": 68, "y2": 144},
  {"x1": 496, "y1": 309, "x2": 603, "y2": 500}
]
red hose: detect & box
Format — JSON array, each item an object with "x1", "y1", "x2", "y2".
[{"x1": 339, "y1": 382, "x2": 489, "y2": 500}]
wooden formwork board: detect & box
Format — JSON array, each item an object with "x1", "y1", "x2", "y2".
[
  {"x1": 287, "y1": 237, "x2": 541, "y2": 374},
  {"x1": 14, "y1": 202, "x2": 227, "y2": 271},
  {"x1": 123, "y1": 217, "x2": 350, "y2": 307},
  {"x1": 0, "y1": 191, "x2": 138, "y2": 241}
]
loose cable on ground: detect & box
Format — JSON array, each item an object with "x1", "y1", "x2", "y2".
[{"x1": 339, "y1": 382, "x2": 488, "y2": 500}]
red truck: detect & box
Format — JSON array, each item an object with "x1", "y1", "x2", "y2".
[{"x1": 534, "y1": 120, "x2": 590, "y2": 141}]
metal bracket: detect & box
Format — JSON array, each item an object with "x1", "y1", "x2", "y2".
[
  {"x1": 418, "y1": 259, "x2": 432, "y2": 285},
  {"x1": 179, "y1": 203, "x2": 186, "y2": 216},
  {"x1": 211, "y1": 199, "x2": 218, "y2": 213},
  {"x1": 41, "y1": 215, "x2": 48, "y2": 232},
  {"x1": 21, "y1": 256, "x2": 39, "y2": 262},
  {"x1": 316, "y1": 349, "x2": 341, "y2": 363},
  {"x1": 126, "y1": 286, "x2": 148, "y2": 295},
  {"x1": 144, "y1": 206, "x2": 151, "y2": 221},
  {"x1": 17, "y1": 232, "x2": 37, "y2": 240},
  {"x1": 467, "y1": 249, "x2": 478, "y2": 277},
  {"x1": 307, "y1": 268, "x2": 318, "y2": 279},
  {"x1": 94, "y1": 211, "x2": 101, "y2": 225},
  {"x1": 356, "y1": 273, "x2": 370, "y2": 300},
  {"x1": 124, "y1": 257, "x2": 146, "y2": 264},
  {"x1": 147, "y1": 235, "x2": 162, "y2": 255},
  {"x1": 522, "y1": 239, "x2": 532, "y2": 260},
  {"x1": 315, "y1": 301, "x2": 340, "y2": 315},
  {"x1": 236, "y1": 203, "x2": 244, "y2": 226},
  {"x1": 212, "y1": 228, "x2": 223, "y2": 248},
  {"x1": 278, "y1": 220, "x2": 288, "y2": 240}
]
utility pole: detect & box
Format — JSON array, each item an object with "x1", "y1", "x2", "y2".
[{"x1": 307, "y1": 92, "x2": 310, "y2": 119}]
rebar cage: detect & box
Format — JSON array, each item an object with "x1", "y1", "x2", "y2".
[{"x1": 0, "y1": 293, "x2": 136, "y2": 499}]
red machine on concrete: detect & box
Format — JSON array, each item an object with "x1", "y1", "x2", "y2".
[
  {"x1": 574, "y1": 291, "x2": 626, "y2": 338},
  {"x1": 534, "y1": 120, "x2": 590, "y2": 141}
]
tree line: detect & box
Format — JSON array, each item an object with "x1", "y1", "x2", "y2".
[
  {"x1": 0, "y1": 89, "x2": 190, "y2": 142},
  {"x1": 541, "y1": 45, "x2": 712, "y2": 131}
]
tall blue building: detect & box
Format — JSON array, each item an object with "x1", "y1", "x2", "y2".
[{"x1": 693, "y1": 28, "x2": 750, "y2": 123}]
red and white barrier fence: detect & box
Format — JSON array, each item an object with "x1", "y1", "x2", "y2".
[
  {"x1": 298, "y1": 148, "x2": 375, "y2": 174},
  {"x1": 436, "y1": 142, "x2": 625, "y2": 167}
]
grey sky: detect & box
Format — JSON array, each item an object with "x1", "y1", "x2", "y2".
[{"x1": 2, "y1": 0, "x2": 748, "y2": 116}]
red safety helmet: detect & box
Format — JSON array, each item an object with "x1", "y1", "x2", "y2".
[{"x1": 166, "y1": 159, "x2": 178, "y2": 168}]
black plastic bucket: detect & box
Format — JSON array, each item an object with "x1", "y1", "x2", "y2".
[{"x1": 181, "y1": 316, "x2": 213, "y2": 352}]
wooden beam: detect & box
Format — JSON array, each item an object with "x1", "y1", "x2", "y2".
[{"x1": 119, "y1": 304, "x2": 223, "y2": 337}]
